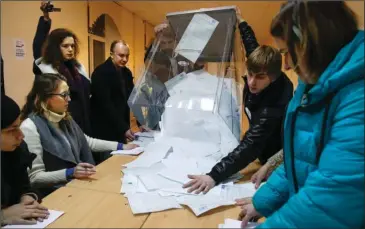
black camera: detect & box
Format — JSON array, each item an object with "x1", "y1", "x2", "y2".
[{"x1": 42, "y1": 1, "x2": 61, "y2": 12}]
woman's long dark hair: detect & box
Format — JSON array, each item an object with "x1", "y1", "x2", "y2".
[
  {"x1": 20, "y1": 73, "x2": 69, "y2": 121},
  {"x1": 42, "y1": 28, "x2": 80, "y2": 70}
]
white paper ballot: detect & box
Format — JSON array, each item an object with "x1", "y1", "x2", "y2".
[
  {"x1": 158, "y1": 167, "x2": 200, "y2": 184},
  {"x1": 159, "y1": 155, "x2": 201, "y2": 184},
  {"x1": 221, "y1": 218, "x2": 261, "y2": 229},
  {"x1": 175, "y1": 13, "x2": 219, "y2": 63},
  {"x1": 179, "y1": 199, "x2": 234, "y2": 217},
  {"x1": 164, "y1": 72, "x2": 188, "y2": 93},
  {"x1": 123, "y1": 142, "x2": 172, "y2": 168},
  {"x1": 3, "y1": 210, "x2": 64, "y2": 228},
  {"x1": 176, "y1": 186, "x2": 234, "y2": 216},
  {"x1": 135, "y1": 131, "x2": 156, "y2": 138},
  {"x1": 138, "y1": 174, "x2": 181, "y2": 191},
  {"x1": 120, "y1": 175, "x2": 148, "y2": 194},
  {"x1": 111, "y1": 147, "x2": 144, "y2": 156},
  {"x1": 126, "y1": 192, "x2": 182, "y2": 214},
  {"x1": 220, "y1": 183, "x2": 257, "y2": 201},
  {"x1": 157, "y1": 190, "x2": 184, "y2": 197},
  {"x1": 132, "y1": 139, "x2": 154, "y2": 148},
  {"x1": 122, "y1": 162, "x2": 166, "y2": 176}
]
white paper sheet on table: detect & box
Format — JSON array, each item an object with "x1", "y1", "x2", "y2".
[
  {"x1": 126, "y1": 192, "x2": 182, "y2": 214},
  {"x1": 175, "y1": 14, "x2": 218, "y2": 64},
  {"x1": 176, "y1": 185, "x2": 234, "y2": 216},
  {"x1": 122, "y1": 162, "x2": 166, "y2": 176},
  {"x1": 135, "y1": 131, "x2": 156, "y2": 138},
  {"x1": 220, "y1": 218, "x2": 261, "y2": 229},
  {"x1": 220, "y1": 183, "x2": 258, "y2": 201},
  {"x1": 138, "y1": 174, "x2": 182, "y2": 191},
  {"x1": 120, "y1": 174, "x2": 148, "y2": 195},
  {"x1": 161, "y1": 137, "x2": 220, "y2": 157},
  {"x1": 122, "y1": 142, "x2": 172, "y2": 168},
  {"x1": 157, "y1": 190, "x2": 185, "y2": 197},
  {"x1": 3, "y1": 210, "x2": 64, "y2": 229},
  {"x1": 159, "y1": 155, "x2": 201, "y2": 184},
  {"x1": 111, "y1": 147, "x2": 144, "y2": 156},
  {"x1": 132, "y1": 137, "x2": 155, "y2": 148},
  {"x1": 158, "y1": 167, "x2": 199, "y2": 185},
  {"x1": 179, "y1": 199, "x2": 234, "y2": 217}
]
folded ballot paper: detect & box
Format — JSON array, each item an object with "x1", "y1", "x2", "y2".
[
  {"x1": 219, "y1": 218, "x2": 261, "y2": 229},
  {"x1": 111, "y1": 147, "x2": 144, "y2": 156}
]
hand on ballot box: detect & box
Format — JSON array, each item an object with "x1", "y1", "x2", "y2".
[
  {"x1": 235, "y1": 6, "x2": 245, "y2": 23},
  {"x1": 154, "y1": 21, "x2": 169, "y2": 34}
]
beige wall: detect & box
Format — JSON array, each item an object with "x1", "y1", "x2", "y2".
[
  {"x1": 1, "y1": 1, "x2": 154, "y2": 106},
  {"x1": 1, "y1": 1, "x2": 88, "y2": 106},
  {"x1": 2, "y1": 1, "x2": 362, "y2": 107},
  {"x1": 347, "y1": 1, "x2": 365, "y2": 29},
  {"x1": 89, "y1": 1, "x2": 155, "y2": 81}
]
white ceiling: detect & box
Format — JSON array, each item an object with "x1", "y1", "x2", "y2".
[{"x1": 118, "y1": 1, "x2": 285, "y2": 44}]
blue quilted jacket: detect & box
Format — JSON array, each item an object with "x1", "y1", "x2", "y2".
[{"x1": 253, "y1": 30, "x2": 364, "y2": 228}]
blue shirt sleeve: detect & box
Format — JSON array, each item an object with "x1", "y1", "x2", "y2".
[
  {"x1": 117, "y1": 143, "x2": 124, "y2": 150},
  {"x1": 66, "y1": 168, "x2": 75, "y2": 181}
]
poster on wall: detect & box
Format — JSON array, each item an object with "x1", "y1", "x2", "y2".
[{"x1": 14, "y1": 39, "x2": 26, "y2": 59}]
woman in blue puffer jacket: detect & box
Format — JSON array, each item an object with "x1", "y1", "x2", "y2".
[{"x1": 240, "y1": 1, "x2": 364, "y2": 228}]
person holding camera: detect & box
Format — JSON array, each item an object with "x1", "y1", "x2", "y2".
[{"x1": 32, "y1": 1, "x2": 92, "y2": 136}]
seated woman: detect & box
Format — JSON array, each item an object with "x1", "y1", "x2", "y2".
[
  {"x1": 20, "y1": 73, "x2": 137, "y2": 197},
  {"x1": 1, "y1": 95, "x2": 49, "y2": 226}
]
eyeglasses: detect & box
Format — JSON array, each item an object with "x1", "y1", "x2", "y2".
[{"x1": 48, "y1": 91, "x2": 71, "y2": 100}]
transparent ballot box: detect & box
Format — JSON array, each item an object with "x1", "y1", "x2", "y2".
[{"x1": 128, "y1": 6, "x2": 245, "y2": 143}]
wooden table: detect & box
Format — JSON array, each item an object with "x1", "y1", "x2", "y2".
[
  {"x1": 66, "y1": 155, "x2": 135, "y2": 194},
  {"x1": 142, "y1": 205, "x2": 242, "y2": 228},
  {"x1": 42, "y1": 186, "x2": 148, "y2": 228},
  {"x1": 44, "y1": 155, "x2": 262, "y2": 228},
  {"x1": 142, "y1": 161, "x2": 262, "y2": 228}
]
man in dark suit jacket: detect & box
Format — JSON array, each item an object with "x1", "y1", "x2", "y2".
[{"x1": 90, "y1": 40, "x2": 148, "y2": 143}]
